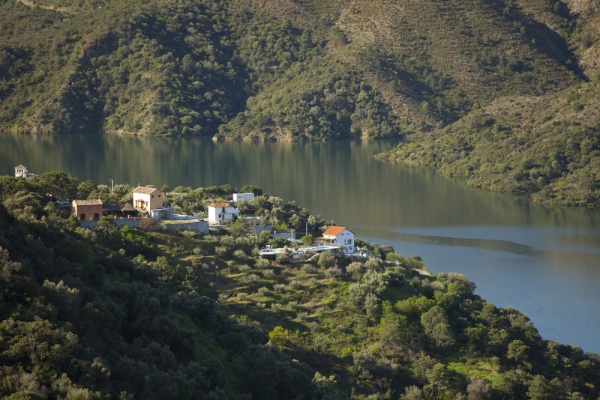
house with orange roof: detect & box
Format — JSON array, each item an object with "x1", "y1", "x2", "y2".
[
  {"x1": 207, "y1": 202, "x2": 240, "y2": 223},
  {"x1": 321, "y1": 226, "x2": 355, "y2": 254}
]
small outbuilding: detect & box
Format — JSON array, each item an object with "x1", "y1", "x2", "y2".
[
  {"x1": 233, "y1": 193, "x2": 255, "y2": 202},
  {"x1": 72, "y1": 199, "x2": 103, "y2": 221}
]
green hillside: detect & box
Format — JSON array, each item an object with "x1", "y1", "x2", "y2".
[
  {"x1": 374, "y1": 0, "x2": 600, "y2": 206},
  {"x1": 0, "y1": 0, "x2": 584, "y2": 139},
  {"x1": 1, "y1": 173, "x2": 600, "y2": 399},
  {"x1": 378, "y1": 82, "x2": 600, "y2": 206}
]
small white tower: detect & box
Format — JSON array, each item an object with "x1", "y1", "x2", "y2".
[{"x1": 14, "y1": 165, "x2": 28, "y2": 178}]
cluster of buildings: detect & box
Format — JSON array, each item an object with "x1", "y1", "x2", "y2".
[
  {"x1": 64, "y1": 184, "x2": 261, "y2": 234},
  {"x1": 14, "y1": 165, "x2": 357, "y2": 255}
]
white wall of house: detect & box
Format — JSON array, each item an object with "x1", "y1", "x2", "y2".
[
  {"x1": 15, "y1": 166, "x2": 28, "y2": 178},
  {"x1": 324, "y1": 229, "x2": 355, "y2": 254},
  {"x1": 233, "y1": 193, "x2": 255, "y2": 202},
  {"x1": 208, "y1": 204, "x2": 240, "y2": 223}
]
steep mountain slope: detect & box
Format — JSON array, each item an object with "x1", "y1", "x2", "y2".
[
  {"x1": 0, "y1": 0, "x2": 583, "y2": 138},
  {"x1": 373, "y1": 0, "x2": 600, "y2": 205},
  {"x1": 378, "y1": 82, "x2": 600, "y2": 205}
]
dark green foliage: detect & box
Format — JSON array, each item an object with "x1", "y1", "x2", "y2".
[
  {"x1": 379, "y1": 83, "x2": 600, "y2": 205},
  {"x1": 2, "y1": 176, "x2": 600, "y2": 399},
  {"x1": 0, "y1": 0, "x2": 584, "y2": 140},
  {"x1": 0, "y1": 178, "x2": 325, "y2": 399}
]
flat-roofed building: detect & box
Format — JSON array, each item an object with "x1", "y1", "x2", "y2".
[{"x1": 233, "y1": 193, "x2": 255, "y2": 202}]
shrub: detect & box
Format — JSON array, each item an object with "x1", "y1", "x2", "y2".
[
  {"x1": 347, "y1": 262, "x2": 365, "y2": 278},
  {"x1": 276, "y1": 252, "x2": 291, "y2": 264},
  {"x1": 233, "y1": 249, "x2": 247, "y2": 260},
  {"x1": 255, "y1": 258, "x2": 271, "y2": 269},
  {"x1": 257, "y1": 286, "x2": 270, "y2": 295},
  {"x1": 325, "y1": 266, "x2": 342, "y2": 278},
  {"x1": 295, "y1": 252, "x2": 311, "y2": 262},
  {"x1": 301, "y1": 264, "x2": 313, "y2": 273},
  {"x1": 262, "y1": 269, "x2": 274, "y2": 278},
  {"x1": 289, "y1": 280, "x2": 303, "y2": 289},
  {"x1": 364, "y1": 258, "x2": 384, "y2": 272},
  {"x1": 318, "y1": 251, "x2": 335, "y2": 269},
  {"x1": 215, "y1": 246, "x2": 228, "y2": 257},
  {"x1": 238, "y1": 264, "x2": 252, "y2": 273},
  {"x1": 273, "y1": 283, "x2": 286, "y2": 293}
]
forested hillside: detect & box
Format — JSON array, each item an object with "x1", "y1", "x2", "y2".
[
  {"x1": 378, "y1": 82, "x2": 600, "y2": 206},
  {"x1": 0, "y1": 0, "x2": 586, "y2": 139},
  {"x1": 1, "y1": 0, "x2": 600, "y2": 203},
  {"x1": 1, "y1": 173, "x2": 600, "y2": 399}
]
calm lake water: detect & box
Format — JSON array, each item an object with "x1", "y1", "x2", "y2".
[{"x1": 2, "y1": 134, "x2": 600, "y2": 353}]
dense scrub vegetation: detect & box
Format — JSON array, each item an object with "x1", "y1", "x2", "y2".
[
  {"x1": 0, "y1": 0, "x2": 587, "y2": 139},
  {"x1": 1, "y1": 172, "x2": 600, "y2": 399},
  {"x1": 378, "y1": 82, "x2": 600, "y2": 206}
]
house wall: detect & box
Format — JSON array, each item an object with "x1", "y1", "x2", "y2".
[
  {"x1": 149, "y1": 191, "x2": 163, "y2": 210},
  {"x1": 73, "y1": 204, "x2": 103, "y2": 221},
  {"x1": 208, "y1": 206, "x2": 240, "y2": 223},
  {"x1": 133, "y1": 190, "x2": 164, "y2": 211},
  {"x1": 233, "y1": 193, "x2": 254, "y2": 202},
  {"x1": 133, "y1": 193, "x2": 149, "y2": 211},
  {"x1": 249, "y1": 225, "x2": 272, "y2": 234},
  {"x1": 325, "y1": 229, "x2": 355, "y2": 254},
  {"x1": 15, "y1": 168, "x2": 28, "y2": 178},
  {"x1": 80, "y1": 218, "x2": 142, "y2": 230},
  {"x1": 149, "y1": 207, "x2": 174, "y2": 221},
  {"x1": 162, "y1": 221, "x2": 209, "y2": 233}
]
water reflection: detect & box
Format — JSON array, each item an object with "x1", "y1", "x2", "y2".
[{"x1": 1, "y1": 133, "x2": 600, "y2": 352}]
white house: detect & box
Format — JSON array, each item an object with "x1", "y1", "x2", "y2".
[
  {"x1": 233, "y1": 193, "x2": 255, "y2": 202},
  {"x1": 15, "y1": 165, "x2": 29, "y2": 178},
  {"x1": 321, "y1": 226, "x2": 355, "y2": 254},
  {"x1": 207, "y1": 202, "x2": 240, "y2": 223},
  {"x1": 133, "y1": 186, "x2": 163, "y2": 212}
]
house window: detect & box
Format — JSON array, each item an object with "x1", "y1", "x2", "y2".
[
  {"x1": 94, "y1": 213, "x2": 100, "y2": 220},
  {"x1": 80, "y1": 214, "x2": 85, "y2": 220},
  {"x1": 152, "y1": 195, "x2": 154, "y2": 198}
]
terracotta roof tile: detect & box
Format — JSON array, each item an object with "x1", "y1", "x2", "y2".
[
  {"x1": 322, "y1": 226, "x2": 347, "y2": 237},
  {"x1": 14, "y1": 165, "x2": 27, "y2": 169}
]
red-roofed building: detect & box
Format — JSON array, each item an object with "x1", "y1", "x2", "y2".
[{"x1": 321, "y1": 226, "x2": 355, "y2": 254}]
